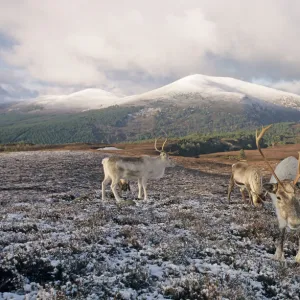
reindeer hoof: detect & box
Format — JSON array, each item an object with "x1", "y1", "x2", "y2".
[{"x1": 273, "y1": 249, "x2": 285, "y2": 261}]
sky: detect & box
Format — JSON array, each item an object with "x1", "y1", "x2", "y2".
[{"x1": 1, "y1": 0, "x2": 300, "y2": 100}]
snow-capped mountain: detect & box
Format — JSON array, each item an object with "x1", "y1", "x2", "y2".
[
  {"x1": 8, "y1": 74, "x2": 300, "y2": 112},
  {"x1": 10, "y1": 88, "x2": 127, "y2": 112},
  {"x1": 122, "y1": 74, "x2": 300, "y2": 109}
]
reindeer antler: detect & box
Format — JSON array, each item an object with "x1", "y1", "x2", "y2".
[
  {"x1": 154, "y1": 137, "x2": 168, "y2": 153},
  {"x1": 154, "y1": 137, "x2": 162, "y2": 152},
  {"x1": 161, "y1": 137, "x2": 168, "y2": 151},
  {"x1": 256, "y1": 124, "x2": 285, "y2": 189},
  {"x1": 293, "y1": 152, "x2": 300, "y2": 185}
]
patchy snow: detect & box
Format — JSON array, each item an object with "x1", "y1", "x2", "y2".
[
  {"x1": 97, "y1": 147, "x2": 122, "y2": 151},
  {"x1": 0, "y1": 151, "x2": 300, "y2": 299},
  {"x1": 0, "y1": 293, "x2": 26, "y2": 300},
  {"x1": 149, "y1": 264, "x2": 164, "y2": 279},
  {"x1": 5, "y1": 213, "x2": 25, "y2": 221}
]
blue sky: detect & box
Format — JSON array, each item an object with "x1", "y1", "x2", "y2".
[{"x1": 1, "y1": 0, "x2": 300, "y2": 100}]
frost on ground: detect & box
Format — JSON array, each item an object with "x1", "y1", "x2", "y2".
[{"x1": 1, "y1": 151, "x2": 300, "y2": 300}]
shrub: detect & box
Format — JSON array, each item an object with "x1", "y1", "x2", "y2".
[{"x1": 238, "y1": 149, "x2": 246, "y2": 160}]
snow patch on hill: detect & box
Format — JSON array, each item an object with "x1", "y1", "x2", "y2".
[
  {"x1": 122, "y1": 74, "x2": 300, "y2": 108},
  {"x1": 12, "y1": 88, "x2": 128, "y2": 111}
]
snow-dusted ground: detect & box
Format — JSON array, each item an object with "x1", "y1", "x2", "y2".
[
  {"x1": 97, "y1": 147, "x2": 122, "y2": 151},
  {"x1": 1, "y1": 151, "x2": 300, "y2": 300}
]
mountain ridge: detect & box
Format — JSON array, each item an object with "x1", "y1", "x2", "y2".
[
  {"x1": 122, "y1": 74, "x2": 300, "y2": 109},
  {"x1": 6, "y1": 74, "x2": 300, "y2": 112}
]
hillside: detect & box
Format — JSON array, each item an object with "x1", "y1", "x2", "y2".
[
  {"x1": 0, "y1": 106, "x2": 143, "y2": 144},
  {"x1": 1, "y1": 106, "x2": 300, "y2": 145},
  {"x1": 1, "y1": 74, "x2": 300, "y2": 144}
]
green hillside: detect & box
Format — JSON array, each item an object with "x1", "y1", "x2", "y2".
[
  {"x1": 0, "y1": 106, "x2": 142, "y2": 144},
  {"x1": 1, "y1": 102, "x2": 300, "y2": 145}
]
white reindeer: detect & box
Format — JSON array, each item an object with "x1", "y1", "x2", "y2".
[
  {"x1": 228, "y1": 162, "x2": 266, "y2": 206},
  {"x1": 101, "y1": 138, "x2": 176, "y2": 202},
  {"x1": 257, "y1": 124, "x2": 300, "y2": 262}
]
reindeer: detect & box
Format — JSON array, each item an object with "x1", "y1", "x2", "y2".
[
  {"x1": 228, "y1": 162, "x2": 266, "y2": 206},
  {"x1": 257, "y1": 124, "x2": 300, "y2": 262},
  {"x1": 101, "y1": 137, "x2": 176, "y2": 202}
]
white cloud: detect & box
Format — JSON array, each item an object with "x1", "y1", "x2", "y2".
[
  {"x1": 1, "y1": 0, "x2": 300, "y2": 95},
  {"x1": 271, "y1": 80, "x2": 300, "y2": 95}
]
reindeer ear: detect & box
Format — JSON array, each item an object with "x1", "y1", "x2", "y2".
[
  {"x1": 295, "y1": 182, "x2": 300, "y2": 189},
  {"x1": 263, "y1": 183, "x2": 278, "y2": 193}
]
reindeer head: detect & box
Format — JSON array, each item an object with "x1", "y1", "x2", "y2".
[
  {"x1": 254, "y1": 192, "x2": 268, "y2": 206},
  {"x1": 154, "y1": 137, "x2": 176, "y2": 167},
  {"x1": 119, "y1": 179, "x2": 131, "y2": 192},
  {"x1": 257, "y1": 125, "x2": 300, "y2": 230}
]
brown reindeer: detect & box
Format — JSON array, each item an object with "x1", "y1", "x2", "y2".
[{"x1": 228, "y1": 162, "x2": 266, "y2": 206}]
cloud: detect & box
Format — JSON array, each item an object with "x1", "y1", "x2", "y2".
[
  {"x1": 0, "y1": 59, "x2": 38, "y2": 102},
  {"x1": 1, "y1": 0, "x2": 300, "y2": 96},
  {"x1": 270, "y1": 80, "x2": 300, "y2": 95}
]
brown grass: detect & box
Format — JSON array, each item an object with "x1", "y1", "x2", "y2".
[{"x1": 2, "y1": 141, "x2": 300, "y2": 177}]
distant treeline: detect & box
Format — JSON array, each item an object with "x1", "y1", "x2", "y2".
[
  {"x1": 172, "y1": 122, "x2": 300, "y2": 156},
  {"x1": 1, "y1": 122, "x2": 300, "y2": 156}
]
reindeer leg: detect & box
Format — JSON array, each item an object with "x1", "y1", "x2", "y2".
[
  {"x1": 240, "y1": 188, "x2": 247, "y2": 203},
  {"x1": 227, "y1": 174, "x2": 234, "y2": 203},
  {"x1": 252, "y1": 194, "x2": 263, "y2": 208},
  {"x1": 127, "y1": 181, "x2": 131, "y2": 191},
  {"x1": 295, "y1": 236, "x2": 300, "y2": 263},
  {"x1": 251, "y1": 192, "x2": 258, "y2": 207},
  {"x1": 239, "y1": 186, "x2": 249, "y2": 204},
  {"x1": 142, "y1": 178, "x2": 148, "y2": 200},
  {"x1": 138, "y1": 178, "x2": 143, "y2": 199},
  {"x1": 245, "y1": 185, "x2": 254, "y2": 206},
  {"x1": 274, "y1": 227, "x2": 286, "y2": 261},
  {"x1": 102, "y1": 177, "x2": 110, "y2": 200},
  {"x1": 111, "y1": 179, "x2": 122, "y2": 203}
]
